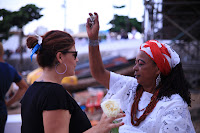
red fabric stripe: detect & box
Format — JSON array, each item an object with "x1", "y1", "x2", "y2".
[{"x1": 142, "y1": 41, "x2": 171, "y2": 75}]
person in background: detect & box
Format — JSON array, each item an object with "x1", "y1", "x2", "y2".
[
  {"x1": 86, "y1": 12, "x2": 195, "y2": 133},
  {"x1": 131, "y1": 26, "x2": 137, "y2": 39},
  {"x1": 21, "y1": 30, "x2": 125, "y2": 133},
  {"x1": 26, "y1": 67, "x2": 78, "y2": 86},
  {"x1": 0, "y1": 42, "x2": 28, "y2": 133}
]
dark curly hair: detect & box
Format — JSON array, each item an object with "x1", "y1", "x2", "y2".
[
  {"x1": 26, "y1": 30, "x2": 75, "y2": 68},
  {"x1": 0, "y1": 42, "x2": 4, "y2": 57},
  {"x1": 136, "y1": 63, "x2": 191, "y2": 106},
  {"x1": 158, "y1": 63, "x2": 191, "y2": 106}
]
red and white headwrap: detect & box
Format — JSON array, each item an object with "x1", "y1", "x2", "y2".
[{"x1": 140, "y1": 40, "x2": 180, "y2": 76}]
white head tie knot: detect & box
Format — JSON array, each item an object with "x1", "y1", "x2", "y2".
[
  {"x1": 140, "y1": 40, "x2": 180, "y2": 75},
  {"x1": 36, "y1": 34, "x2": 43, "y2": 45}
]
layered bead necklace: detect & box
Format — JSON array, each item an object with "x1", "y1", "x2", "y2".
[{"x1": 131, "y1": 86, "x2": 159, "y2": 126}]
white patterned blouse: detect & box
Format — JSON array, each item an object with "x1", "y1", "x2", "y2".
[{"x1": 103, "y1": 72, "x2": 196, "y2": 133}]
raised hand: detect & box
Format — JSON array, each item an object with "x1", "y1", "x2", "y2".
[{"x1": 86, "y1": 12, "x2": 100, "y2": 40}]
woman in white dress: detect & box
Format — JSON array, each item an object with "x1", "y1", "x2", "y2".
[{"x1": 86, "y1": 12, "x2": 196, "y2": 133}]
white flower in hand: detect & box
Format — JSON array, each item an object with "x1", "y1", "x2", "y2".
[{"x1": 101, "y1": 99, "x2": 121, "y2": 117}]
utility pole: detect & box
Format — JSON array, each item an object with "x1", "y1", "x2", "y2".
[
  {"x1": 63, "y1": 0, "x2": 67, "y2": 31},
  {"x1": 19, "y1": 28, "x2": 24, "y2": 72}
]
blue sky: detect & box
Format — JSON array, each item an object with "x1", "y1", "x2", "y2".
[{"x1": 0, "y1": 0, "x2": 144, "y2": 34}]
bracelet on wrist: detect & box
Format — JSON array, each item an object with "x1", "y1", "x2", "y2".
[{"x1": 89, "y1": 39, "x2": 99, "y2": 46}]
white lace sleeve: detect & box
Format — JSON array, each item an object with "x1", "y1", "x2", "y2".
[
  {"x1": 103, "y1": 72, "x2": 138, "y2": 126},
  {"x1": 103, "y1": 72, "x2": 138, "y2": 101},
  {"x1": 159, "y1": 106, "x2": 196, "y2": 133},
  {"x1": 109, "y1": 72, "x2": 130, "y2": 90}
]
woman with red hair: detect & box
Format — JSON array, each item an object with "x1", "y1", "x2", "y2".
[
  {"x1": 21, "y1": 30, "x2": 125, "y2": 133},
  {"x1": 86, "y1": 13, "x2": 195, "y2": 132}
]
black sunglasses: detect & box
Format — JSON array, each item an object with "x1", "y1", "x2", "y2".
[{"x1": 59, "y1": 51, "x2": 78, "y2": 60}]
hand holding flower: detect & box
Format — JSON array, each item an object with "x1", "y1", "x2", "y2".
[
  {"x1": 101, "y1": 99, "x2": 121, "y2": 117},
  {"x1": 100, "y1": 99, "x2": 123, "y2": 133}
]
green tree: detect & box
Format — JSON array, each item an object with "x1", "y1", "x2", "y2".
[
  {"x1": 0, "y1": 9, "x2": 13, "y2": 40},
  {"x1": 108, "y1": 14, "x2": 142, "y2": 34},
  {"x1": 0, "y1": 4, "x2": 43, "y2": 41},
  {"x1": 0, "y1": 4, "x2": 43, "y2": 71}
]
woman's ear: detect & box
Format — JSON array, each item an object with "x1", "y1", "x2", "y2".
[{"x1": 56, "y1": 52, "x2": 62, "y2": 63}]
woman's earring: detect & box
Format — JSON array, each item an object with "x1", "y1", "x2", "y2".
[
  {"x1": 55, "y1": 63, "x2": 67, "y2": 74},
  {"x1": 156, "y1": 74, "x2": 161, "y2": 87}
]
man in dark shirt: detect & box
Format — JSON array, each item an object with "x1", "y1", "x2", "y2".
[{"x1": 0, "y1": 42, "x2": 28, "y2": 133}]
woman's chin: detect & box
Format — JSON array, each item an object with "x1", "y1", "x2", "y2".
[
  {"x1": 64, "y1": 71, "x2": 75, "y2": 77},
  {"x1": 135, "y1": 76, "x2": 140, "y2": 82},
  {"x1": 69, "y1": 72, "x2": 75, "y2": 77},
  {"x1": 136, "y1": 79, "x2": 141, "y2": 85}
]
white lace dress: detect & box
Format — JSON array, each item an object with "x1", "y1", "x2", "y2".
[{"x1": 103, "y1": 72, "x2": 196, "y2": 133}]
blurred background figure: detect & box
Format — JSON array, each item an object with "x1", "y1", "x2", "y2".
[
  {"x1": 26, "y1": 67, "x2": 78, "y2": 86},
  {"x1": 131, "y1": 26, "x2": 137, "y2": 39},
  {"x1": 0, "y1": 42, "x2": 28, "y2": 133},
  {"x1": 120, "y1": 29, "x2": 128, "y2": 39}
]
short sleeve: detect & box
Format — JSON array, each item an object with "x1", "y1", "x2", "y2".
[
  {"x1": 13, "y1": 70, "x2": 22, "y2": 83},
  {"x1": 104, "y1": 72, "x2": 138, "y2": 102},
  {"x1": 41, "y1": 85, "x2": 74, "y2": 114},
  {"x1": 109, "y1": 72, "x2": 123, "y2": 89},
  {"x1": 9, "y1": 64, "x2": 22, "y2": 83},
  {"x1": 109, "y1": 72, "x2": 136, "y2": 91}
]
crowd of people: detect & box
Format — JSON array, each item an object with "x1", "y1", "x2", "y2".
[{"x1": 0, "y1": 12, "x2": 196, "y2": 133}]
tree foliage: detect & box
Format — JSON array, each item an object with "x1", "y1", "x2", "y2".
[
  {"x1": 109, "y1": 14, "x2": 142, "y2": 34},
  {"x1": 0, "y1": 4, "x2": 43, "y2": 41},
  {"x1": 113, "y1": 5, "x2": 126, "y2": 9}
]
